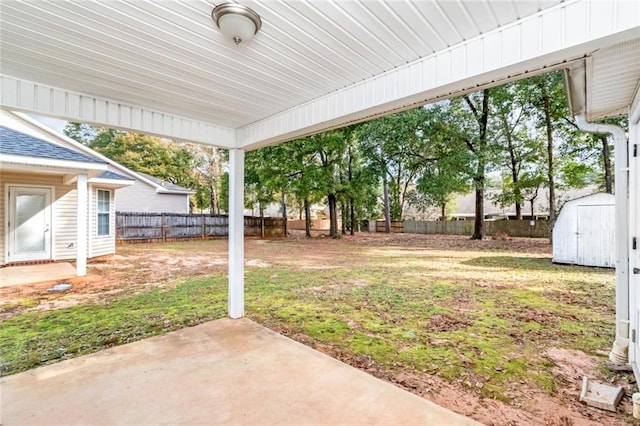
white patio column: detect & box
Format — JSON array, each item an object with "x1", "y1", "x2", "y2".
[
  {"x1": 76, "y1": 173, "x2": 88, "y2": 277},
  {"x1": 228, "y1": 148, "x2": 245, "y2": 319}
]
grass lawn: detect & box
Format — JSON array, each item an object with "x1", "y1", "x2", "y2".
[{"x1": 0, "y1": 234, "x2": 629, "y2": 424}]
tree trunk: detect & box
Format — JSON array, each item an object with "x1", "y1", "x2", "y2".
[
  {"x1": 281, "y1": 191, "x2": 288, "y2": 236},
  {"x1": 508, "y1": 140, "x2": 522, "y2": 220},
  {"x1": 600, "y1": 134, "x2": 613, "y2": 193},
  {"x1": 502, "y1": 115, "x2": 522, "y2": 220},
  {"x1": 328, "y1": 193, "x2": 338, "y2": 237},
  {"x1": 350, "y1": 199, "x2": 355, "y2": 235},
  {"x1": 470, "y1": 89, "x2": 490, "y2": 240},
  {"x1": 340, "y1": 202, "x2": 347, "y2": 234},
  {"x1": 259, "y1": 204, "x2": 265, "y2": 239},
  {"x1": 348, "y1": 145, "x2": 355, "y2": 235},
  {"x1": 541, "y1": 83, "x2": 556, "y2": 230},
  {"x1": 211, "y1": 181, "x2": 221, "y2": 215},
  {"x1": 395, "y1": 166, "x2": 402, "y2": 221},
  {"x1": 471, "y1": 174, "x2": 485, "y2": 240},
  {"x1": 441, "y1": 203, "x2": 446, "y2": 221},
  {"x1": 304, "y1": 197, "x2": 311, "y2": 237},
  {"x1": 530, "y1": 199, "x2": 535, "y2": 219},
  {"x1": 383, "y1": 174, "x2": 391, "y2": 233}
]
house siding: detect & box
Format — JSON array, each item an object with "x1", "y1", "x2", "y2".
[
  {"x1": 1, "y1": 171, "x2": 117, "y2": 264},
  {"x1": 115, "y1": 183, "x2": 189, "y2": 213}
]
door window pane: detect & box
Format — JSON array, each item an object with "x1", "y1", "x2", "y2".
[{"x1": 16, "y1": 194, "x2": 46, "y2": 252}]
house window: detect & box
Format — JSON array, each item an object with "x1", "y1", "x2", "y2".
[{"x1": 97, "y1": 189, "x2": 111, "y2": 236}]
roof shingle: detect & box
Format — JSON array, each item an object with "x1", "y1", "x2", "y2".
[
  {"x1": 97, "y1": 170, "x2": 134, "y2": 181},
  {"x1": 0, "y1": 126, "x2": 105, "y2": 164}
]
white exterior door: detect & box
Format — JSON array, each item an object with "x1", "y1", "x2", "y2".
[
  {"x1": 7, "y1": 186, "x2": 53, "y2": 262},
  {"x1": 576, "y1": 205, "x2": 616, "y2": 268}
]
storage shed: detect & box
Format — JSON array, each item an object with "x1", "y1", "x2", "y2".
[{"x1": 552, "y1": 193, "x2": 615, "y2": 268}]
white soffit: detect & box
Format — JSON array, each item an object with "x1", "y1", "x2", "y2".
[
  {"x1": 587, "y1": 38, "x2": 640, "y2": 121},
  {"x1": 239, "y1": 0, "x2": 640, "y2": 149},
  {"x1": 0, "y1": 0, "x2": 638, "y2": 149},
  {"x1": 1, "y1": 0, "x2": 563, "y2": 145}
]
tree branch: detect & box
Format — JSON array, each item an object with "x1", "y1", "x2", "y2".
[{"x1": 464, "y1": 95, "x2": 479, "y2": 120}]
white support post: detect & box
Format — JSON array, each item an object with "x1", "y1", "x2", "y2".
[
  {"x1": 76, "y1": 173, "x2": 88, "y2": 277},
  {"x1": 228, "y1": 149, "x2": 245, "y2": 319}
]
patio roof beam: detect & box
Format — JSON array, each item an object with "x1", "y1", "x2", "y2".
[{"x1": 0, "y1": 75, "x2": 237, "y2": 148}]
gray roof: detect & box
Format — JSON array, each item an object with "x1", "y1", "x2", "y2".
[
  {"x1": 0, "y1": 126, "x2": 106, "y2": 164},
  {"x1": 451, "y1": 186, "x2": 599, "y2": 217},
  {"x1": 97, "y1": 170, "x2": 134, "y2": 181},
  {"x1": 137, "y1": 171, "x2": 193, "y2": 193}
]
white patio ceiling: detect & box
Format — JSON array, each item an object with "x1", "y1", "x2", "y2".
[{"x1": 1, "y1": 0, "x2": 639, "y2": 149}]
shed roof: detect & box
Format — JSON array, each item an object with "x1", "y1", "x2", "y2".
[{"x1": 559, "y1": 192, "x2": 615, "y2": 206}]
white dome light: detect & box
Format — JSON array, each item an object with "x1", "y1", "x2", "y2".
[{"x1": 212, "y1": 3, "x2": 262, "y2": 46}]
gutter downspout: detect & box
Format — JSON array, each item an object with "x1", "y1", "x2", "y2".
[{"x1": 575, "y1": 114, "x2": 629, "y2": 364}]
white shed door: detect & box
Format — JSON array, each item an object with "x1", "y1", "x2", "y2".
[
  {"x1": 8, "y1": 186, "x2": 53, "y2": 263},
  {"x1": 576, "y1": 205, "x2": 615, "y2": 268}
]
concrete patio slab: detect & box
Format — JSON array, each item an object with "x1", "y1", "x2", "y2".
[
  {"x1": 0, "y1": 262, "x2": 76, "y2": 288},
  {"x1": 1, "y1": 318, "x2": 479, "y2": 425}
]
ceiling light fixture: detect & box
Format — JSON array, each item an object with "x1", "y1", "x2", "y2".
[{"x1": 211, "y1": 3, "x2": 262, "y2": 46}]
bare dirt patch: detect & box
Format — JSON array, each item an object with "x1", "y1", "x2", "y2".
[
  {"x1": 0, "y1": 247, "x2": 229, "y2": 319},
  {"x1": 1, "y1": 234, "x2": 634, "y2": 425}
]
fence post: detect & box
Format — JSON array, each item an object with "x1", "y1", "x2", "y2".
[{"x1": 162, "y1": 213, "x2": 166, "y2": 242}]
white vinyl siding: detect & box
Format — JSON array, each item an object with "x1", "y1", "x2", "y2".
[{"x1": 115, "y1": 182, "x2": 190, "y2": 213}]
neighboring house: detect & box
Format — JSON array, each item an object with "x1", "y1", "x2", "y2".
[
  {"x1": 118, "y1": 171, "x2": 193, "y2": 214},
  {"x1": 552, "y1": 193, "x2": 615, "y2": 268},
  {"x1": 29, "y1": 116, "x2": 194, "y2": 214},
  {"x1": 0, "y1": 112, "x2": 134, "y2": 273},
  {"x1": 441, "y1": 186, "x2": 599, "y2": 221}
]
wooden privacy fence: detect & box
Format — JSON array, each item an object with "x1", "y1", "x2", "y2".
[
  {"x1": 288, "y1": 219, "x2": 342, "y2": 231},
  {"x1": 116, "y1": 212, "x2": 286, "y2": 242},
  {"x1": 374, "y1": 220, "x2": 405, "y2": 233},
  {"x1": 403, "y1": 219, "x2": 549, "y2": 238}
]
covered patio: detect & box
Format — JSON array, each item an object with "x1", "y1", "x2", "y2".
[
  {"x1": 1, "y1": 0, "x2": 639, "y2": 422},
  {"x1": 1, "y1": 318, "x2": 478, "y2": 425}
]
